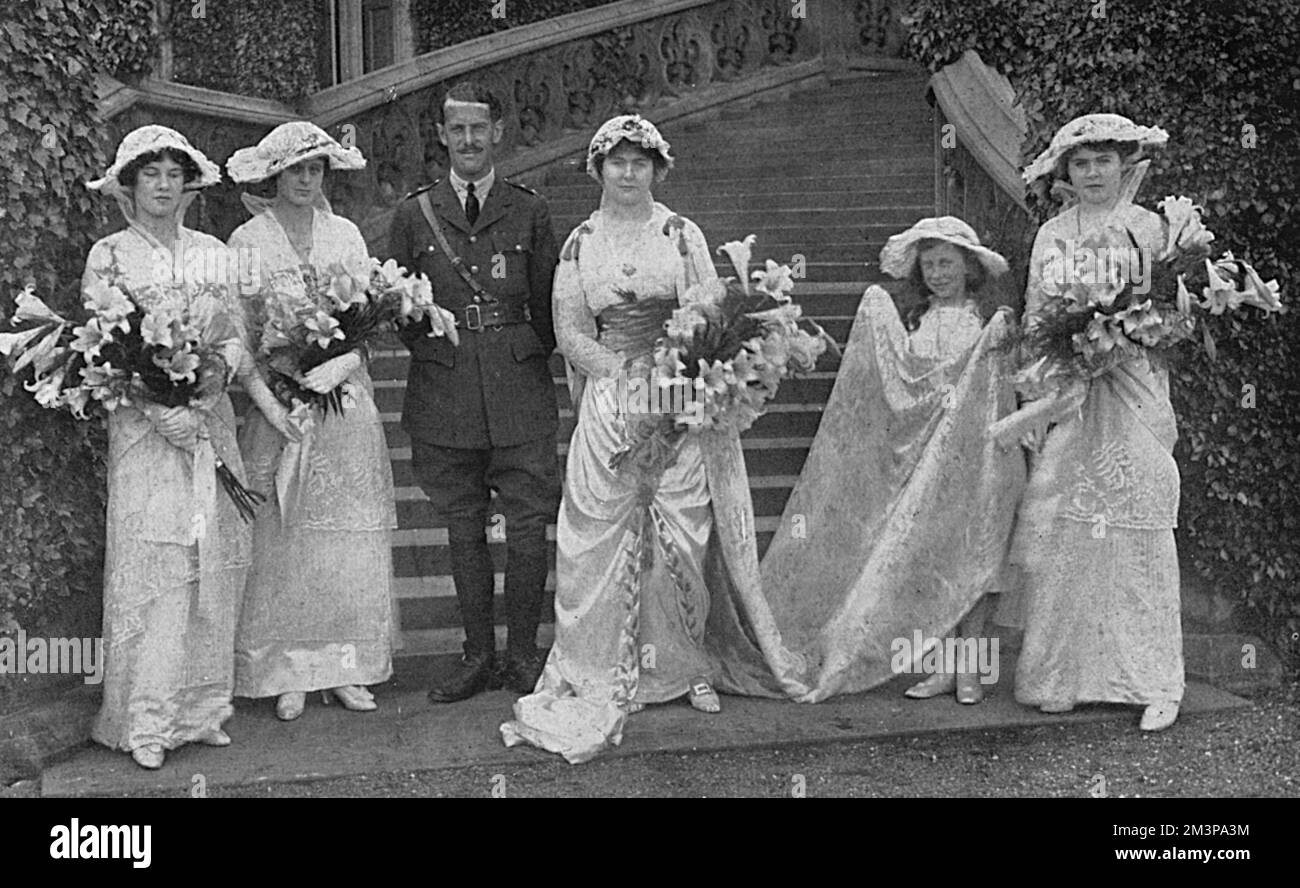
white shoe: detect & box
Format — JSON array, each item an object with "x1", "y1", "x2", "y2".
[
  {"x1": 904, "y1": 672, "x2": 956, "y2": 699},
  {"x1": 323, "y1": 685, "x2": 377, "y2": 711},
  {"x1": 131, "y1": 745, "x2": 165, "y2": 770},
  {"x1": 276, "y1": 692, "x2": 307, "y2": 721},
  {"x1": 1140, "y1": 700, "x2": 1179, "y2": 732}
]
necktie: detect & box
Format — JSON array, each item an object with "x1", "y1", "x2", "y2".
[{"x1": 465, "y1": 182, "x2": 479, "y2": 226}]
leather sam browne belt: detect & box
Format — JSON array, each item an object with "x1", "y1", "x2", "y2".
[{"x1": 456, "y1": 302, "x2": 532, "y2": 331}]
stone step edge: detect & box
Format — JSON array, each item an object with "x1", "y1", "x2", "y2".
[{"x1": 383, "y1": 436, "x2": 816, "y2": 463}]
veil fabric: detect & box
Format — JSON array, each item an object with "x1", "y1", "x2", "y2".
[{"x1": 759, "y1": 287, "x2": 1026, "y2": 701}]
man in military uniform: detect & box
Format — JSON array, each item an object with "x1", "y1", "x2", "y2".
[{"x1": 387, "y1": 81, "x2": 560, "y2": 701}]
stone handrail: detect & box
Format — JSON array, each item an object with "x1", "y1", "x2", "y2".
[
  {"x1": 929, "y1": 49, "x2": 1028, "y2": 210},
  {"x1": 98, "y1": 0, "x2": 911, "y2": 243},
  {"x1": 305, "y1": 0, "x2": 718, "y2": 127},
  {"x1": 928, "y1": 49, "x2": 1034, "y2": 303}
]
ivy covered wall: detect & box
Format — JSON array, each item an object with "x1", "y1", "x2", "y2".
[
  {"x1": 0, "y1": 0, "x2": 158, "y2": 709},
  {"x1": 904, "y1": 0, "x2": 1300, "y2": 663}
]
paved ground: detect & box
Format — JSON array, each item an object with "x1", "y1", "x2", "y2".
[{"x1": 21, "y1": 650, "x2": 1286, "y2": 798}]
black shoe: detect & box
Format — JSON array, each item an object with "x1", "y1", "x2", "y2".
[
  {"x1": 427, "y1": 652, "x2": 499, "y2": 704},
  {"x1": 500, "y1": 648, "x2": 546, "y2": 696}
]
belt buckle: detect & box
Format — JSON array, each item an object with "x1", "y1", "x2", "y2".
[{"x1": 464, "y1": 304, "x2": 483, "y2": 331}]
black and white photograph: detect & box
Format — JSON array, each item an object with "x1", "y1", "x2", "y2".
[{"x1": 0, "y1": 0, "x2": 1296, "y2": 830}]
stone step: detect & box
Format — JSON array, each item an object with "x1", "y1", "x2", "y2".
[
  {"x1": 392, "y1": 486, "x2": 799, "y2": 543},
  {"x1": 378, "y1": 403, "x2": 828, "y2": 452},
  {"x1": 549, "y1": 204, "x2": 931, "y2": 226},
  {"x1": 535, "y1": 173, "x2": 934, "y2": 197},
  {"x1": 383, "y1": 437, "x2": 815, "y2": 489},
  {"x1": 544, "y1": 156, "x2": 933, "y2": 182},
  {"x1": 366, "y1": 369, "x2": 840, "y2": 412},
  {"x1": 545, "y1": 190, "x2": 932, "y2": 213}
]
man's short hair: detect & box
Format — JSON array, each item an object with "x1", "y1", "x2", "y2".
[{"x1": 438, "y1": 81, "x2": 503, "y2": 123}]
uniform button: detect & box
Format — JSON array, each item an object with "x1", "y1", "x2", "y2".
[
  {"x1": 474, "y1": 295, "x2": 482, "y2": 303},
  {"x1": 427, "y1": 245, "x2": 435, "y2": 252},
  {"x1": 469, "y1": 235, "x2": 477, "y2": 243},
  {"x1": 470, "y1": 265, "x2": 479, "y2": 274},
  {"x1": 515, "y1": 244, "x2": 522, "y2": 250}
]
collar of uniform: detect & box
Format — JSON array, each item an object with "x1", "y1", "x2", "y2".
[{"x1": 448, "y1": 167, "x2": 495, "y2": 206}]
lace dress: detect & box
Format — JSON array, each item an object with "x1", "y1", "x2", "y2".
[
  {"x1": 908, "y1": 299, "x2": 983, "y2": 359},
  {"x1": 758, "y1": 287, "x2": 1024, "y2": 700},
  {"x1": 229, "y1": 205, "x2": 397, "y2": 698},
  {"x1": 86, "y1": 226, "x2": 252, "y2": 753},
  {"x1": 501, "y1": 203, "x2": 808, "y2": 762},
  {"x1": 1008, "y1": 201, "x2": 1184, "y2": 707}
]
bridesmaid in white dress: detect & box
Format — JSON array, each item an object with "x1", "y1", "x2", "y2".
[
  {"x1": 881, "y1": 218, "x2": 1013, "y2": 705},
  {"x1": 759, "y1": 217, "x2": 1024, "y2": 704},
  {"x1": 1008, "y1": 114, "x2": 1183, "y2": 731},
  {"x1": 83, "y1": 126, "x2": 252, "y2": 770},
  {"x1": 226, "y1": 122, "x2": 397, "y2": 721}
]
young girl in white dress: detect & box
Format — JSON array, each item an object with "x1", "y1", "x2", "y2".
[{"x1": 760, "y1": 216, "x2": 1024, "y2": 703}]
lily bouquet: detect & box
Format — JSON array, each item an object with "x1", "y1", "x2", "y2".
[
  {"x1": 1024, "y1": 196, "x2": 1280, "y2": 382},
  {"x1": 0, "y1": 279, "x2": 264, "y2": 520},
  {"x1": 258, "y1": 257, "x2": 455, "y2": 415},
  {"x1": 992, "y1": 196, "x2": 1282, "y2": 447},
  {"x1": 609, "y1": 235, "x2": 836, "y2": 479}
]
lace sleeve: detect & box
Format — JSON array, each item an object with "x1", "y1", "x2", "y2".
[
  {"x1": 79, "y1": 240, "x2": 114, "y2": 295},
  {"x1": 553, "y1": 231, "x2": 624, "y2": 379},
  {"x1": 681, "y1": 218, "x2": 718, "y2": 288},
  {"x1": 1023, "y1": 222, "x2": 1053, "y2": 327},
  {"x1": 227, "y1": 224, "x2": 267, "y2": 381}
]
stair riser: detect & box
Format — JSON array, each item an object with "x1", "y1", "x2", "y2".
[
  {"x1": 386, "y1": 444, "x2": 813, "y2": 490},
  {"x1": 368, "y1": 373, "x2": 838, "y2": 412},
  {"x1": 547, "y1": 191, "x2": 931, "y2": 213},
  {"x1": 538, "y1": 175, "x2": 934, "y2": 197},
  {"x1": 379, "y1": 409, "x2": 826, "y2": 449},
  {"x1": 546, "y1": 158, "x2": 933, "y2": 181}
]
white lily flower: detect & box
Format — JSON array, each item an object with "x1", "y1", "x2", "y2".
[
  {"x1": 12, "y1": 287, "x2": 67, "y2": 325},
  {"x1": 716, "y1": 235, "x2": 758, "y2": 292},
  {"x1": 0, "y1": 326, "x2": 47, "y2": 358}
]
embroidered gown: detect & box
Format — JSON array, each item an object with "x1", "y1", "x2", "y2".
[
  {"x1": 1006, "y1": 200, "x2": 1185, "y2": 707},
  {"x1": 758, "y1": 287, "x2": 1024, "y2": 700},
  {"x1": 501, "y1": 203, "x2": 809, "y2": 763},
  {"x1": 229, "y1": 203, "x2": 397, "y2": 698},
  {"x1": 86, "y1": 226, "x2": 252, "y2": 753}
]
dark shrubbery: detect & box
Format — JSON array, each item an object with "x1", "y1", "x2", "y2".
[
  {"x1": 412, "y1": 0, "x2": 622, "y2": 53},
  {"x1": 905, "y1": 0, "x2": 1300, "y2": 661},
  {"x1": 0, "y1": 1, "x2": 157, "y2": 636},
  {"x1": 171, "y1": 0, "x2": 324, "y2": 101}
]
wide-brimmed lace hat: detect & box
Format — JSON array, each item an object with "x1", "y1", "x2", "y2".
[
  {"x1": 87, "y1": 125, "x2": 222, "y2": 193},
  {"x1": 226, "y1": 121, "x2": 366, "y2": 183},
  {"x1": 585, "y1": 114, "x2": 674, "y2": 182},
  {"x1": 1022, "y1": 113, "x2": 1168, "y2": 185},
  {"x1": 879, "y1": 216, "x2": 1009, "y2": 280}
]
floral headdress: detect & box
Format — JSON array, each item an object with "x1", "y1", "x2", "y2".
[
  {"x1": 585, "y1": 114, "x2": 674, "y2": 182},
  {"x1": 87, "y1": 125, "x2": 222, "y2": 194},
  {"x1": 878, "y1": 216, "x2": 1009, "y2": 280},
  {"x1": 226, "y1": 121, "x2": 366, "y2": 183}
]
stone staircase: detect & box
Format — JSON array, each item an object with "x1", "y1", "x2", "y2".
[{"x1": 373, "y1": 72, "x2": 935, "y2": 656}]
